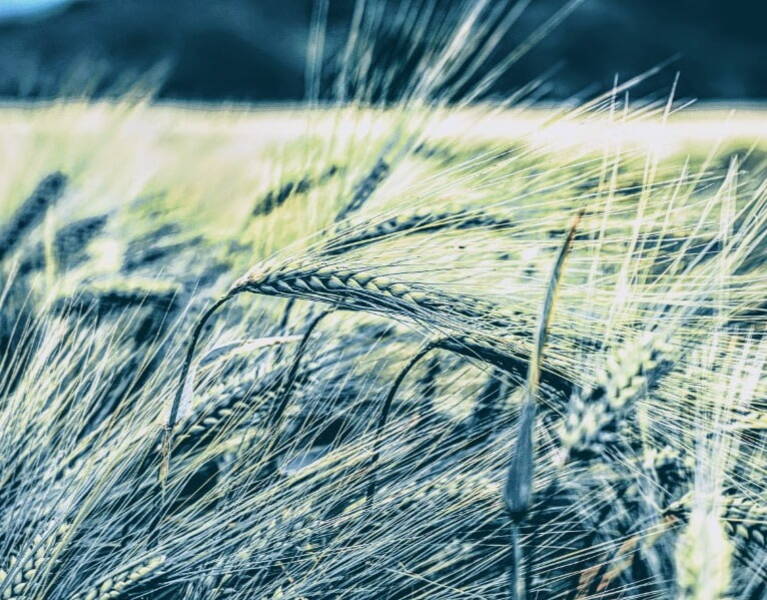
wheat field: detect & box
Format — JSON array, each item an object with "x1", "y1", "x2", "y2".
[
  {"x1": 2, "y1": 11, "x2": 767, "y2": 594},
  {"x1": 1, "y1": 96, "x2": 766, "y2": 599}
]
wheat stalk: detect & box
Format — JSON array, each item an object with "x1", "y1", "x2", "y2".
[
  {"x1": 52, "y1": 278, "x2": 182, "y2": 319},
  {"x1": 0, "y1": 172, "x2": 68, "y2": 263},
  {"x1": 558, "y1": 331, "x2": 674, "y2": 463},
  {"x1": 721, "y1": 494, "x2": 767, "y2": 550},
  {"x1": 68, "y1": 555, "x2": 166, "y2": 600},
  {"x1": 229, "y1": 261, "x2": 521, "y2": 336},
  {"x1": 504, "y1": 210, "x2": 581, "y2": 600},
  {"x1": 175, "y1": 361, "x2": 292, "y2": 453},
  {"x1": 675, "y1": 503, "x2": 732, "y2": 600},
  {"x1": 122, "y1": 235, "x2": 202, "y2": 273},
  {"x1": 324, "y1": 209, "x2": 515, "y2": 255},
  {"x1": 335, "y1": 157, "x2": 390, "y2": 223},
  {"x1": 19, "y1": 214, "x2": 108, "y2": 275},
  {"x1": 0, "y1": 522, "x2": 71, "y2": 600},
  {"x1": 252, "y1": 165, "x2": 341, "y2": 217},
  {"x1": 158, "y1": 256, "x2": 571, "y2": 498}
]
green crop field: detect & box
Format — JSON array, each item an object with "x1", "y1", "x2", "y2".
[{"x1": 1, "y1": 93, "x2": 767, "y2": 599}]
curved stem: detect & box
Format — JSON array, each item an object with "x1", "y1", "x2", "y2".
[
  {"x1": 508, "y1": 524, "x2": 526, "y2": 600},
  {"x1": 366, "y1": 342, "x2": 436, "y2": 504},
  {"x1": 504, "y1": 401, "x2": 536, "y2": 600},
  {"x1": 272, "y1": 298, "x2": 298, "y2": 363},
  {"x1": 278, "y1": 298, "x2": 297, "y2": 332},
  {"x1": 158, "y1": 293, "x2": 238, "y2": 495},
  {"x1": 256, "y1": 308, "x2": 335, "y2": 479},
  {"x1": 268, "y1": 308, "x2": 334, "y2": 431}
]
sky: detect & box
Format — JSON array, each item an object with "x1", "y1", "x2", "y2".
[{"x1": 0, "y1": 0, "x2": 72, "y2": 20}]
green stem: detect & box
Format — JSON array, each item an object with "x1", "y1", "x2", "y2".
[{"x1": 366, "y1": 343, "x2": 436, "y2": 504}]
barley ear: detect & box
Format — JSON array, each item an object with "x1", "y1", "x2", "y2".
[
  {"x1": 504, "y1": 210, "x2": 581, "y2": 600},
  {"x1": 69, "y1": 555, "x2": 166, "y2": 600},
  {"x1": 675, "y1": 505, "x2": 732, "y2": 600},
  {"x1": 0, "y1": 522, "x2": 71, "y2": 600},
  {"x1": 504, "y1": 210, "x2": 580, "y2": 516},
  {"x1": 335, "y1": 151, "x2": 392, "y2": 222},
  {"x1": 0, "y1": 172, "x2": 68, "y2": 262}
]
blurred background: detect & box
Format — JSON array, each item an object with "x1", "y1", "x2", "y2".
[{"x1": 0, "y1": 0, "x2": 764, "y2": 103}]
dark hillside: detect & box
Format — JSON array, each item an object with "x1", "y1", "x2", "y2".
[{"x1": 0, "y1": 0, "x2": 764, "y2": 102}]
